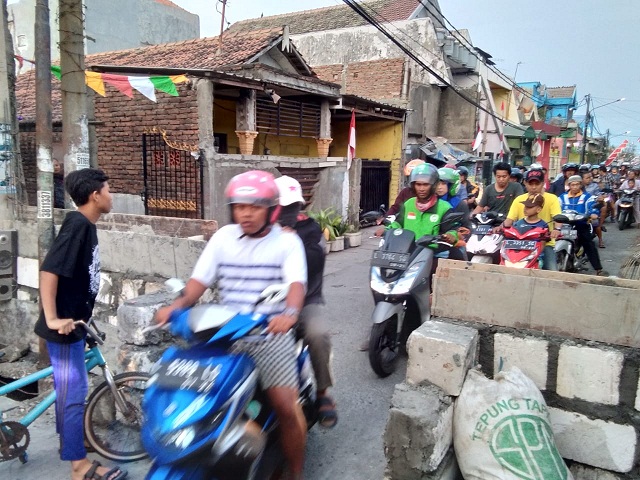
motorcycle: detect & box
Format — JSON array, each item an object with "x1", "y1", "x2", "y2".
[
  {"x1": 553, "y1": 211, "x2": 589, "y2": 273},
  {"x1": 616, "y1": 188, "x2": 637, "y2": 230},
  {"x1": 367, "y1": 212, "x2": 463, "y2": 377},
  {"x1": 500, "y1": 224, "x2": 549, "y2": 269},
  {"x1": 142, "y1": 284, "x2": 316, "y2": 480},
  {"x1": 466, "y1": 211, "x2": 505, "y2": 264},
  {"x1": 359, "y1": 204, "x2": 387, "y2": 228}
]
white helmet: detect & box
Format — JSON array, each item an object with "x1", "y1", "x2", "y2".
[{"x1": 274, "y1": 175, "x2": 305, "y2": 206}]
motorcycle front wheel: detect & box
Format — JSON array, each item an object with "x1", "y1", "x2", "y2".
[
  {"x1": 369, "y1": 316, "x2": 399, "y2": 378},
  {"x1": 556, "y1": 251, "x2": 569, "y2": 272},
  {"x1": 618, "y1": 211, "x2": 627, "y2": 231}
]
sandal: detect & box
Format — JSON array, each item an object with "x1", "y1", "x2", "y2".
[
  {"x1": 316, "y1": 395, "x2": 338, "y2": 429},
  {"x1": 84, "y1": 460, "x2": 128, "y2": 480},
  {"x1": 599, "y1": 244, "x2": 605, "y2": 248}
]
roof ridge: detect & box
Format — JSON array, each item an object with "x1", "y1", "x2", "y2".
[{"x1": 232, "y1": 3, "x2": 351, "y2": 25}]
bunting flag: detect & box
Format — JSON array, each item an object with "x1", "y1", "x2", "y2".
[
  {"x1": 605, "y1": 139, "x2": 629, "y2": 166},
  {"x1": 347, "y1": 110, "x2": 356, "y2": 170},
  {"x1": 47, "y1": 65, "x2": 187, "y2": 101}
]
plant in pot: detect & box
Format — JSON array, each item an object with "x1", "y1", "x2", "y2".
[
  {"x1": 330, "y1": 218, "x2": 348, "y2": 252},
  {"x1": 344, "y1": 223, "x2": 363, "y2": 248},
  {"x1": 309, "y1": 208, "x2": 337, "y2": 253}
]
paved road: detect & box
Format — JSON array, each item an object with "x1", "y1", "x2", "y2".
[{"x1": 1, "y1": 224, "x2": 638, "y2": 480}]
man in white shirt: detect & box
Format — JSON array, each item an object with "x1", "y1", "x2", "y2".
[{"x1": 156, "y1": 171, "x2": 308, "y2": 479}]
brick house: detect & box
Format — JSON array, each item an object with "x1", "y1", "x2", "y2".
[{"x1": 15, "y1": 27, "x2": 405, "y2": 222}]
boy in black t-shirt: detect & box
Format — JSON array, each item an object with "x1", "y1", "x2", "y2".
[{"x1": 34, "y1": 169, "x2": 126, "y2": 480}]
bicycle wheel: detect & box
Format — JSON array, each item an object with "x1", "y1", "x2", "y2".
[{"x1": 84, "y1": 371, "x2": 150, "y2": 462}]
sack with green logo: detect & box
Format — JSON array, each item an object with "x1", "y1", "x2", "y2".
[{"x1": 453, "y1": 367, "x2": 572, "y2": 480}]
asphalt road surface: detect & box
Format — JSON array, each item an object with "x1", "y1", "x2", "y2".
[{"x1": 1, "y1": 224, "x2": 638, "y2": 480}]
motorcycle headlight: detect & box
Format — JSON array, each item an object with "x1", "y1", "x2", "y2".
[
  {"x1": 161, "y1": 407, "x2": 227, "y2": 450},
  {"x1": 391, "y1": 262, "x2": 424, "y2": 295},
  {"x1": 370, "y1": 267, "x2": 393, "y2": 295}
]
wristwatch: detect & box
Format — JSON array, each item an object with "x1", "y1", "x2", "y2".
[{"x1": 282, "y1": 307, "x2": 300, "y2": 318}]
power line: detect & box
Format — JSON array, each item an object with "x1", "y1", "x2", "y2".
[{"x1": 341, "y1": 0, "x2": 528, "y2": 133}]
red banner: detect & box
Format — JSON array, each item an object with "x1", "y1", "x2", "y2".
[{"x1": 605, "y1": 139, "x2": 629, "y2": 166}]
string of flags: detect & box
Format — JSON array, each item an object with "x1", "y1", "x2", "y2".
[{"x1": 15, "y1": 55, "x2": 188, "y2": 102}]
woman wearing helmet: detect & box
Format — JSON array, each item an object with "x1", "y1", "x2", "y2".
[
  {"x1": 384, "y1": 163, "x2": 458, "y2": 244},
  {"x1": 156, "y1": 170, "x2": 309, "y2": 477},
  {"x1": 436, "y1": 167, "x2": 471, "y2": 229},
  {"x1": 274, "y1": 176, "x2": 337, "y2": 428}
]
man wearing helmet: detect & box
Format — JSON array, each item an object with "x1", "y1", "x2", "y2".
[
  {"x1": 156, "y1": 170, "x2": 309, "y2": 478},
  {"x1": 457, "y1": 166, "x2": 479, "y2": 208},
  {"x1": 550, "y1": 163, "x2": 579, "y2": 196},
  {"x1": 471, "y1": 162, "x2": 524, "y2": 216},
  {"x1": 386, "y1": 159, "x2": 425, "y2": 217},
  {"x1": 384, "y1": 163, "x2": 458, "y2": 245},
  {"x1": 274, "y1": 175, "x2": 337, "y2": 429}
]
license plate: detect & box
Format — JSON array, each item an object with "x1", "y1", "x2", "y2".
[
  {"x1": 504, "y1": 240, "x2": 537, "y2": 250},
  {"x1": 371, "y1": 250, "x2": 410, "y2": 270},
  {"x1": 154, "y1": 359, "x2": 222, "y2": 394},
  {"x1": 473, "y1": 224, "x2": 492, "y2": 235},
  {"x1": 561, "y1": 227, "x2": 577, "y2": 240}
]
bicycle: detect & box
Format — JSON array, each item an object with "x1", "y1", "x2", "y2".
[{"x1": 0, "y1": 319, "x2": 149, "y2": 464}]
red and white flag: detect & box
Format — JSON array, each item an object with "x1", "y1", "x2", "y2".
[
  {"x1": 637, "y1": 137, "x2": 640, "y2": 143},
  {"x1": 347, "y1": 110, "x2": 356, "y2": 170}
]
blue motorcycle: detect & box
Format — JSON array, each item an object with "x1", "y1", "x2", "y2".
[{"x1": 142, "y1": 285, "x2": 317, "y2": 479}]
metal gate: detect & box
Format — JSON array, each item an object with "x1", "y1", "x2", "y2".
[
  {"x1": 142, "y1": 132, "x2": 204, "y2": 219},
  {"x1": 360, "y1": 160, "x2": 390, "y2": 212}
]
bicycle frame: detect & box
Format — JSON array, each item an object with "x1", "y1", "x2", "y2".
[{"x1": 0, "y1": 344, "x2": 107, "y2": 427}]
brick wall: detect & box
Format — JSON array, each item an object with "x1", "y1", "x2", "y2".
[{"x1": 94, "y1": 82, "x2": 199, "y2": 196}]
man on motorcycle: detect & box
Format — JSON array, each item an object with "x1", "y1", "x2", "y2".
[
  {"x1": 558, "y1": 175, "x2": 606, "y2": 275},
  {"x1": 386, "y1": 163, "x2": 458, "y2": 244},
  {"x1": 471, "y1": 162, "x2": 523, "y2": 217},
  {"x1": 549, "y1": 163, "x2": 579, "y2": 196},
  {"x1": 155, "y1": 171, "x2": 309, "y2": 479},
  {"x1": 458, "y1": 166, "x2": 479, "y2": 209},
  {"x1": 502, "y1": 169, "x2": 562, "y2": 270},
  {"x1": 386, "y1": 159, "x2": 425, "y2": 217},
  {"x1": 274, "y1": 175, "x2": 337, "y2": 429},
  {"x1": 581, "y1": 170, "x2": 607, "y2": 248}
]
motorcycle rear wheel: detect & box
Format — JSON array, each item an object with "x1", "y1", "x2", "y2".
[{"x1": 368, "y1": 317, "x2": 399, "y2": 378}]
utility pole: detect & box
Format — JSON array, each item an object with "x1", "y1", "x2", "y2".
[
  {"x1": 580, "y1": 94, "x2": 590, "y2": 165},
  {"x1": 59, "y1": 0, "x2": 89, "y2": 205}
]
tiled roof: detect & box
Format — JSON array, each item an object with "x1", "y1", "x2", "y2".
[
  {"x1": 227, "y1": 0, "x2": 421, "y2": 35},
  {"x1": 153, "y1": 0, "x2": 187, "y2": 11},
  {"x1": 86, "y1": 27, "x2": 283, "y2": 70},
  {"x1": 15, "y1": 28, "x2": 285, "y2": 122},
  {"x1": 546, "y1": 86, "x2": 576, "y2": 99},
  {"x1": 313, "y1": 58, "x2": 406, "y2": 102}
]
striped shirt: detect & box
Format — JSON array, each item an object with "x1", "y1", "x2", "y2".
[{"x1": 191, "y1": 224, "x2": 307, "y2": 315}]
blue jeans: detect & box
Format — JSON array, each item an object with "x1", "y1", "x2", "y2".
[
  {"x1": 47, "y1": 340, "x2": 88, "y2": 461},
  {"x1": 542, "y1": 245, "x2": 558, "y2": 271}
]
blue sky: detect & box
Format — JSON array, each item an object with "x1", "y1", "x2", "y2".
[{"x1": 170, "y1": 0, "x2": 640, "y2": 149}]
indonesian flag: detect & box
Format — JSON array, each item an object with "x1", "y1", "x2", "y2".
[
  {"x1": 606, "y1": 139, "x2": 629, "y2": 166},
  {"x1": 347, "y1": 110, "x2": 356, "y2": 170}
]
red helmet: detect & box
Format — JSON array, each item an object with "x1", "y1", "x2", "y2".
[{"x1": 224, "y1": 170, "x2": 279, "y2": 207}]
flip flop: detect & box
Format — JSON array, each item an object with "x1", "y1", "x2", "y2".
[
  {"x1": 84, "y1": 460, "x2": 128, "y2": 480},
  {"x1": 599, "y1": 244, "x2": 606, "y2": 248},
  {"x1": 316, "y1": 395, "x2": 338, "y2": 429}
]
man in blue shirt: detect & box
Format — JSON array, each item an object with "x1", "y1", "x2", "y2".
[{"x1": 559, "y1": 175, "x2": 605, "y2": 275}]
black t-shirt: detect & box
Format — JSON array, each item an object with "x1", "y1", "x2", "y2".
[
  {"x1": 294, "y1": 217, "x2": 325, "y2": 305},
  {"x1": 34, "y1": 211, "x2": 100, "y2": 344},
  {"x1": 478, "y1": 182, "x2": 524, "y2": 216}
]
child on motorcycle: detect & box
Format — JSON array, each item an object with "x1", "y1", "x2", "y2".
[
  {"x1": 274, "y1": 175, "x2": 337, "y2": 428},
  {"x1": 513, "y1": 194, "x2": 549, "y2": 233},
  {"x1": 155, "y1": 170, "x2": 309, "y2": 479}
]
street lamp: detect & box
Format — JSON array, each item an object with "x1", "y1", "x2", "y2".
[{"x1": 580, "y1": 96, "x2": 625, "y2": 164}]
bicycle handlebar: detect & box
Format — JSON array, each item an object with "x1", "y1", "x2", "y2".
[{"x1": 74, "y1": 321, "x2": 104, "y2": 345}]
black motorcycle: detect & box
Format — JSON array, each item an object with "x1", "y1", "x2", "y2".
[
  {"x1": 617, "y1": 188, "x2": 637, "y2": 231},
  {"x1": 359, "y1": 204, "x2": 387, "y2": 228}
]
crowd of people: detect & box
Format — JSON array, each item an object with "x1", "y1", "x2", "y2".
[{"x1": 378, "y1": 158, "x2": 640, "y2": 276}]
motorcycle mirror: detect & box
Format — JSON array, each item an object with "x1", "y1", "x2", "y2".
[
  {"x1": 382, "y1": 214, "x2": 396, "y2": 226},
  {"x1": 165, "y1": 278, "x2": 186, "y2": 294},
  {"x1": 255, "y1": 283, "x2": 290, "y2": 306},
  {"x1": 438, "y1": 211, "x2": 465, "y2": 232}
]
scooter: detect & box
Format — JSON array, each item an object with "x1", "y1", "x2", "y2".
[
  {"x1": 359, "y1": 204, "x2": 387, "y2": 228},
  {"x1": 466, "y1": 211, "x2": 505, "y2": 264},
  {"x1": 617, "y1": 188, "x2": 637, "y2": 230},
  {"x1": 500, "y1": 224, "x2": 549, "y2": 269},
  {"x1": 142, "y1": 284, "x2": 316, "y2": 480},
  {"x1": 367, "y1": 212, "x2": 463, "y2": 377},
  {"x1": 553, "y1": 211, "x2": 589, "y2": 272}
]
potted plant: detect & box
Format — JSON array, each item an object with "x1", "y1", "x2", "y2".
[
  {"x1": 344, "y1": 224, "x2": 362, "y2": 248},
  {"x1": 309, "y1": 208, "x2": 338, "y2": 253},
  {"x1": 330, "y1": 219, "x2": 348, "y2": 252}
]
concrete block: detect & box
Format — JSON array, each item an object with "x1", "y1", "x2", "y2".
[
  {"x1": 557, "y1": 345, "x2": 623, "y2": 405},
  {"x1": 570, "y1": 464, "x2": 622, "y2": 480},
  {"x1": 16, "y1": 256, "x2": 39, "y2": 289},
  {"x1": 118, "y1": 343, "x2": 167, "y2": 374},
  {"x1": 96, "y1": 272, "x2": 115, "y2": 305},
  {"x1": 144, "y1": 282, "x2": 165, "y2": 295},
  {"x1": 116, "y1": 291, "x2": 174, "y2": 346},
  {"x1": 406, "y1": 320, "x2": 478, "y2": 396},
  {"x1": 174, "y1": 237, "x2": 206, "y2": 280},
  {"x1": 119, "y1": 279, "x2": 144, "y2": 305},
  {"x1": 147, "y1": 235, "x2": 178, "y2": 278},
  {"x1": 384, "y1": 383, "x2": 454, "y2": 479},
  {"x1": 549, "y1": 407, "x2": 636, "y2": 473},
  {"x1": 432, "y1": 260, "x2": 640, "y2": 348},
  {"x1": 493, "y1": 334, "x2": 548, "y2": 390}
]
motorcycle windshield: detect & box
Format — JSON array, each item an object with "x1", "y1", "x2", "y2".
[{"x1": 380, "y1": 228, "x2": 416, "y2": 254}]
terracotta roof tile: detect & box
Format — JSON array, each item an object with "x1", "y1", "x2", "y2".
[
  {"x1": 15, "y1": 28, "x2": 284, "y2": 122},
  {"x1": 313, "y1": 58, "x2": 406, "y2": 102},
  {"x1": 228, "y1": 0, "x2": 420, "y2": 35}
]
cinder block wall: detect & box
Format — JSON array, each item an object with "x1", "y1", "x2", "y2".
[{"x1": 427, "y1": 260, "x2": 640, "y2": 477}]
